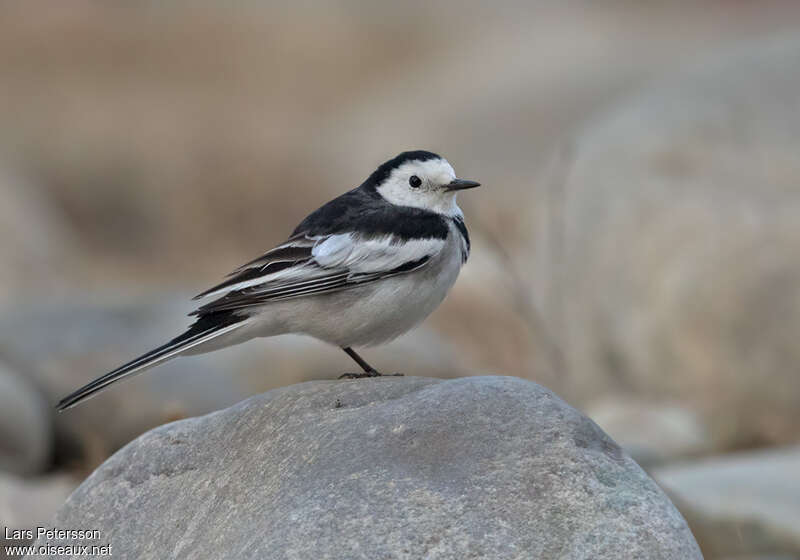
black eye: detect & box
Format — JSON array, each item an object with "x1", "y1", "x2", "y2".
[{"x1": 409, "y1": 175, "x2": 422, "y2": 188}]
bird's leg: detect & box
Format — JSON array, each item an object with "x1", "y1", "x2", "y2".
[
  {"x1": 339, "y1": 347, "x2": 380, "y2": 379},
  {"x1": 338, "y1": 347, "x2": 403, "y2": 379}
]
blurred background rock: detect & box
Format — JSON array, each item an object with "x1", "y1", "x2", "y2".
[{"x1": 1, "y1": 1, "x2": 799, "y2": 558}]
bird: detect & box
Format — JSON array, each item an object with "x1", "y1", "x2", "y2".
[{"x1": 57, "y1": 150, "x2": 480, "y2": 411}]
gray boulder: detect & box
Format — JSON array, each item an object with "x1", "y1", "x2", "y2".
[
  {"x1": 655, "y1": 446, "x2": 800, "y2": 558},
  {"x1": 535, "y1": 36, "x2": 800, "y2": 449},
  {"x1": 0, "y1": 472, "x2": 78, "y2": 531},
  {"x1": 1, "y1": 472, "x2": 79, "y2": 560},
  {"x1": 0, "y1": 362, "x2": 52, "y2": 475},
  {"x1": 43, "y1": 376, "x2": 700, "y2": 559}
]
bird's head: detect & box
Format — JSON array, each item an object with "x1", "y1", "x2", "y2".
[{"x1": 363, "y1": 150, "x2": 480, "y2": 216}]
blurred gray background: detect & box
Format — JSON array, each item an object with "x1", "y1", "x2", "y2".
[{"x1": 2, "y1": 2, "x2": 800, "y2": 558}]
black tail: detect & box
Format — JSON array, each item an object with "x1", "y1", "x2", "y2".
[{"x1": 56, "y1": 314, "x2": 246, "y2": 411}]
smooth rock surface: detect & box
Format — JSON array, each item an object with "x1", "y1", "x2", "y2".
[
  {"x1": 655, "y1": 447, "x2": 800, "y2": 558},
  {"x1": 0, "y1": 362, "x2": 52, "y2": 475},
  {"x1": 44, "y1": 376, "x2": 700, "y2": 559}
]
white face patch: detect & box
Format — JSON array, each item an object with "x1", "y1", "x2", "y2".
[{"x1": 375, "y1": 158, "x2": 463, "y2": 216}]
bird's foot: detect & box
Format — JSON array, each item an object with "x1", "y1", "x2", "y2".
[
  {"x1": 338, "y1": 371, "x2": 404, "y2": 380},
  {"x1": 338, "y1": 372, "x2": 376, "y2": 379}
]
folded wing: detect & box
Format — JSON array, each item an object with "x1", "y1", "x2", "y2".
[{"x1": 191, "y1": 232, "x2": 445, "y2": 315}]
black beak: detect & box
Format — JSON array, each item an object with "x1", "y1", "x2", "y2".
[{"x1": 446, "y1": 178, "x2": 481, "y2": 191}]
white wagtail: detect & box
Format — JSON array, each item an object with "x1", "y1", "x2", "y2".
[{"x1": 57, "y1": 150, "x2": 480, "y2": 410}]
